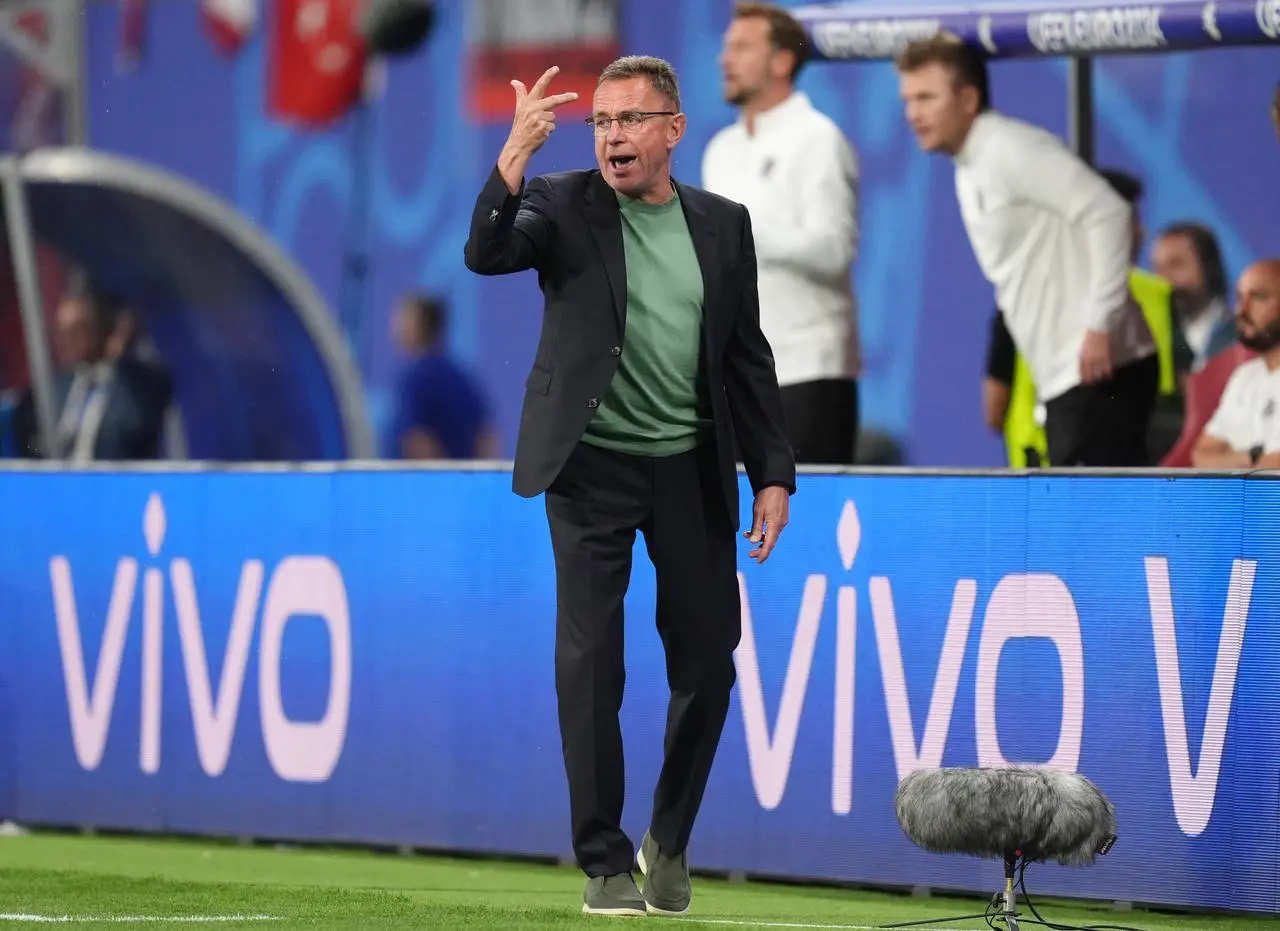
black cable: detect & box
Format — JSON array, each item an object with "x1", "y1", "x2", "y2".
[
  {"x1": 873, "y1": 855, "x2": 1158, "y2": 931},
  {"x1": 876, "y1": 909, "x2": 995, "y2": 929},
  {"x1": 1011, "y1": 856, "x2": 1152, "y2": 931}
]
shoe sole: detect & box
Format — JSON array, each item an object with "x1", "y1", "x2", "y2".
[
  {"x1": 636, "y1": 847, "x2": 690, "y2": 917},
  {"x1": 581, "y1": 904, "x2": 647, "y2": 917}
]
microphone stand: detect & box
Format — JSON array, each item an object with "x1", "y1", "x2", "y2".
[{"x1": 1002, "y1": 850, "x2": 1023, "y2": 931}]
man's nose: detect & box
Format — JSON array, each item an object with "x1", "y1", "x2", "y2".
[{"x1": 606, "y1": 120, "x2": 625, "y2": 143}]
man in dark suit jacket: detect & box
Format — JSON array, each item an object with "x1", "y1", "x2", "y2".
[
  {"x1": 51, "y1": 291, "x2": 172, "y2": 461},
  {"x1": 464, "y1": 56, "x2": 796, "y2": 918}
]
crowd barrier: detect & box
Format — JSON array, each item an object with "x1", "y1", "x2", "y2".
[{"x1": 0, "y1": 465, "x2": 1276, "y2": 915}]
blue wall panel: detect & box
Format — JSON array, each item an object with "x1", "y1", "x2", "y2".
[
  {"x1": 77, "y1": 1, "x2": 1280, "y2": 466},
  {"x1": 0, "y1": 467, "x2": 1277, "y2": 913}
]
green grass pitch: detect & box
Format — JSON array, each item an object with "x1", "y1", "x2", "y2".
[{"x1": 0, "y1": 833, "x2": 1274, "y2": 930}]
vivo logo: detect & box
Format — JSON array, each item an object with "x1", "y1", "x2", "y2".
[
  {"x1": 50, "y1": 493, "x2": 352, "y2": 783},
  {"x1": 734, "y1": 500, "x2": 1254, "y2": 838}
]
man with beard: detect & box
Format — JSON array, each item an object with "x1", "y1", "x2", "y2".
[
  {"x1": 1152, "y1": 222, "x2": 1235, "y2": 374},
  {"x1": 702, "y1": 2, "x2": 861, "y2": 465},
  {"x1": 1192, "y1": 260, "x2": 1280, "y2": 468}
]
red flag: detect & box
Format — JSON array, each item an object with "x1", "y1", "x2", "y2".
[
  {"x1": 202, "y1": 0, "x2": 258, "y2": 56},
  {"x1": 117, "y1": 0, "x2": 147, "y2": 71},
  {"x1": 268, "y1": 0, "x2": 368, "y2": 127}
]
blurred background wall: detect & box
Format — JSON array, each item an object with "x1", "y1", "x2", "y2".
[{"x1": 60, "y1": 0, "x2": 1280, "y2": 465}]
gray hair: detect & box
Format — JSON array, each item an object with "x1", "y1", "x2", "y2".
[{"x1": 597, "y1": 55, "x2": 681, "y2": 111}]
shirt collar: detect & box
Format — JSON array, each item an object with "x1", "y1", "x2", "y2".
[
  {"x1": 740, "y1": 90, "x2": 811, "y2": 133},
  {"x1": 75, "y1": 360, "x2": 113, "y2": 385},
  {"x1": 954, "y1": 110, "x2": 999, "y2": 167}
]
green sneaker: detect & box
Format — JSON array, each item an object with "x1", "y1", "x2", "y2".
[
  {"x1": 582, "y1": 872, "x2": 647, "y2": 917},
  {"x1": 636, "y1": 831, "x2": 691, "y2": 916}
]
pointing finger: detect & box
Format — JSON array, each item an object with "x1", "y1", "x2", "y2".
[
  {"x1": 538, "y1": 91, "x2": 580, "y2": 109},
  {"x1": 530, "y1": 65, "x2": 561, "y2": 98}
]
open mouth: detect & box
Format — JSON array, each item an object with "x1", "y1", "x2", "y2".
[{"x1": 609, "y1": 156, "x2": 637, "y2": 169}]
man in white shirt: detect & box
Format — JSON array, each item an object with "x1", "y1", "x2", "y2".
[
  {"x1": 702, "y1": 2, "x2": 860, "y2": 465},
  {"x1": 1193, "y1": 260, "x2": 1280, "y2": 469},
  {"x1": 895, "y1": 34, "x2": 1158, "y2": 467}
]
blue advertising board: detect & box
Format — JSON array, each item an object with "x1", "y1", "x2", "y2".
[
  {"x1": 794, "y1": 0, "x2": 1280, "y2": 60},
  {"x1": 0, "y1": 468, "x2": 1277, "y2": 914}
]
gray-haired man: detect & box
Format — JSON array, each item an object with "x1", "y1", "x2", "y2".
[{"x1": 464, "y1": 56, "x2": 796, "y2": 917}]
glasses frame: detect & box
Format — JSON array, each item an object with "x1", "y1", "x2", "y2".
[{"x1": 584, "y1": 110, "x2": 678, "y2": 135}]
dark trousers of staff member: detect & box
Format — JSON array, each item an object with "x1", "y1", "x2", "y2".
[
  {"x1": 464, "y1": 166, "x2": 796, "y2": 880},
  {"x1": 780, "y1": 378, "x2": 859, "y2": 465},
  {"x1": 1044, "y1": 354, "x2": 1161, "y2": 467}
]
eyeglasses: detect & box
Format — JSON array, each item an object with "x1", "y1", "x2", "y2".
[{"x1": 584, "y1": 111, "x2": 676, "y2": 135}]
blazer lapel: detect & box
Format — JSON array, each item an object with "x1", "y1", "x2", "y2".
[
  {"x1": 584, "y1": 173, "x2": 627, "y2": 335},
  {"x1": 674, "y1": 180, "x2": 721, "y2": 333}
]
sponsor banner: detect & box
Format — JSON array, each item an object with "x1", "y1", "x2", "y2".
[
  {"x1": 0, "y1": 469, "x2": 1277, "y2": 913},
  {"x1": 796, "y1": 0, "x2": 1280, "y2": 60},
  {"x1": 465, "y1": 0, "x2": 620, "y2": 122}
]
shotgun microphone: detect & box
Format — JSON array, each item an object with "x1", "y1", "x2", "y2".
[{"x1": 895, "y1": 767, "x2": 1117, "y2": 931}]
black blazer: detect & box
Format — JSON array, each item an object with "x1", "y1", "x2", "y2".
[
  {"x1": 463, "y1": 165, "x2": 795, "y2": 529},
  {"x1": 53, "y1": 357, "x2": 172, "y2": 461}
]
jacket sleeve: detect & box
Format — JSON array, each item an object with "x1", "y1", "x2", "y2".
[
  {"x1": 723, "y1": 204, "x2": 798, "y2": 496},
  {"x1": 463, "y1": 164, "x2": 554, "y2": 276}
]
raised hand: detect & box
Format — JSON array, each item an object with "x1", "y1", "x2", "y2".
[{"x1": 507, "y1": 65, "x2": 580, "y2": 157}]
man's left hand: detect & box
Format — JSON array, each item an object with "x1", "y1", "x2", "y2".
[{"x1": 744, "y1": 486, "x2": 790, "y2": 564}]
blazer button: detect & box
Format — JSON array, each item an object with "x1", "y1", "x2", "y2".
[
  {"x1": 587, "y1": 398, "x2": 600, "y2": 409},
  {"x1": 610, "y1": 345, "x2": 621, "y2": 356}
]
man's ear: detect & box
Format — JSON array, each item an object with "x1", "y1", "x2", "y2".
[
  {"x1": 770, "y1": 48, "x2": 796, "y2": 82},
  {"x1": 668, "y1": 113, "x2": 687, "y2": 150}
]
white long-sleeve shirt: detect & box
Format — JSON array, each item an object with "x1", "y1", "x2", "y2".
[
  {"x1": 702, "y1": 91, "x2": 860, "y2": 387},
  {"x1": 954, "y1": 111, "x2": 1155, "y2": 402}
]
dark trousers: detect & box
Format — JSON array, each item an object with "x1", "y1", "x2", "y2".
[
  {"x1": 1044, "y1": 354, "x2": 1160, "y2": 467},
  {"x1": 780, "y1": 378, "x2": 859, "y2": 465},
  {"x1": 544, "y1": 440, "x2": 741, "y2": 877}
]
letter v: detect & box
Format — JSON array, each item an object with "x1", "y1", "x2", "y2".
[
  {"x1": 869, "y1": 576, "x2": 976, "y2": 782},
  {"x1": 734, "y1": 572, "x2": 826, "y2": 811},
  {"x1": 50, "y1": 556, "x2": 137, "y2": 770},
  {"x1": 171, "y1": 558, "x2": 264, "y2": 777},
  {"x1": 1144, "y1": 555, "x2": 1253, "y2": 837}
]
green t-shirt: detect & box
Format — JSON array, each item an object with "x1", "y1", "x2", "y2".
[{"x1": 583, "y1": 188, "x2": 712, "y2": 457}]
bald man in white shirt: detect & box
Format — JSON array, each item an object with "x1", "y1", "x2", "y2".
[
  {"x1": 703, "y1": 2, "x2": 860, "y2": 465},
  {"x1": 1193, "y1": 260, "x2": 1280, "y2": 469},
  {"x1": 896, "y1": 34, "x2": 1159, "y2": 467}
]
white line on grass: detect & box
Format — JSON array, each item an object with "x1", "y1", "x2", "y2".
[
  {"x1": 674, "y1": 919, "x2": 974, "y2": 931},
  {"x1": 0, "y1": 916, "x2": 279, "y2": 924}
]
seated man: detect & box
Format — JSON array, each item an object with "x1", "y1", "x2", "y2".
[
  {"x1": 53, "y1": 289, "x2": 172, "y2": 461},
  {"x1": 1193, "y1": 260, "x2": 1280, "y2": 469},
  {"x1": 386, "y1": 292, "x2": 499, "y2": 460}
]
